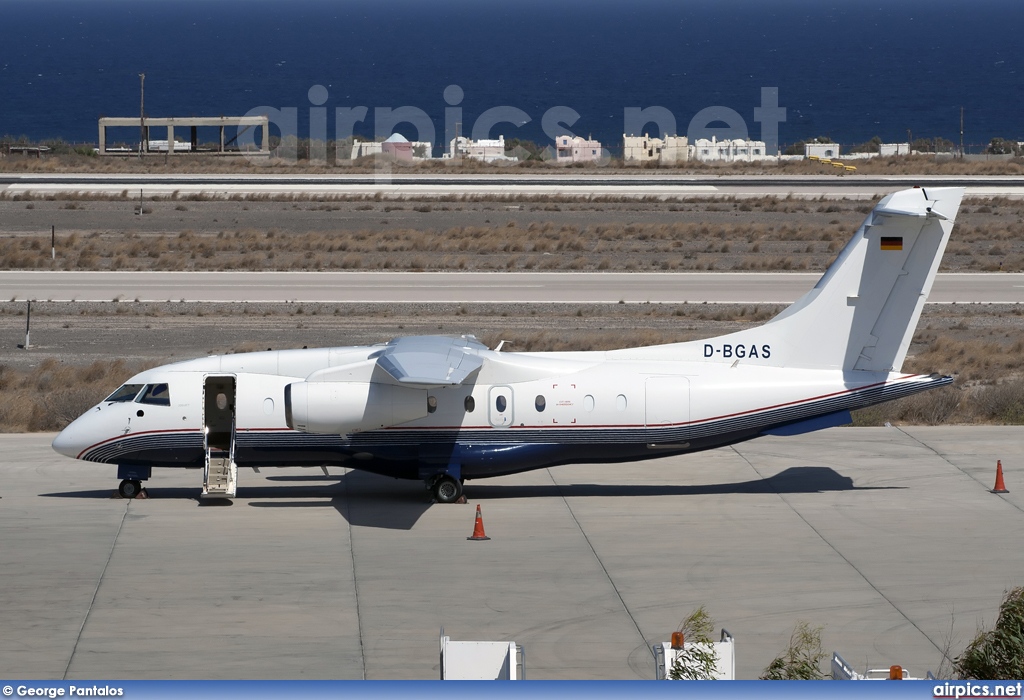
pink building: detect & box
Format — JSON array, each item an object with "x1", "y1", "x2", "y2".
[
  {"x1": 381, "y1": 133, "x2": 414, "y2": 161},
  {"x1": 555, "y1": 135, "x2": 602, "y2": 163}
]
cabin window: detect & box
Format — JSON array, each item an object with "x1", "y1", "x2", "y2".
[
  {"x1": 427, "y1": 396, "x2": 438, "y2": 414},
  {"x1": 496, "y1": 395, "x2": 507, "y2": 412},
  {"x1": 138, "y1": 383, "x2": 170, "y2": 406},
  {"x1": 464, "y1": 396, "x2": 475, "y2": 412},
  {"x1": 105, "y1": 384, "x2": 143, "y2": 403},
  {"x1": 584, "y1": 395, "x2": 595, "y2": 412},
  {"x1": 535, "y1": 395, "x2": 546, "y2": 412},
  {"x1": 616, "y1": 394, "x2": 627, "y2": 411}
]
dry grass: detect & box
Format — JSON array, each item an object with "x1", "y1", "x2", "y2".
[
  {"x1": 0, "y1": 358, "x2": 157, "y2": 431},
  {"x1": 3, "y1": 198, "x2": 1024, "y2": 272},
  {"x1": 3, "y1": 193, "x2": 1022, "y2": 272}
]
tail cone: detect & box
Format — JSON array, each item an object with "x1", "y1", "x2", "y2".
[
  {"x1": 992, "y1": 460, "x2": 1009, "y2": 494},
  {"x1": 468, "y1": 504, "x2": 490, "y2": 541}
]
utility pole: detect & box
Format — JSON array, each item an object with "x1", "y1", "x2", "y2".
[
  {"x1": 24, "y1": 300, "x2": 31, "y2": 349},
  {"x1": 139, "y1": 72, "x2": 146, "y2": 158},
  {"x1": 51, "y1": 225, "x2": 55, "y2": 260},
  {"x1": 960, "y1": 106, "x2": 965, "y2": 157}
]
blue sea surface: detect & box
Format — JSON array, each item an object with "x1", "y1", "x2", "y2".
[{"x1": 0, "y1": 0, "x2": 1021, "y2": 152}]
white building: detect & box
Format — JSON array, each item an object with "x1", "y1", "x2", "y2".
[
  {"x1": 804, "y1": 142, "x2": 840, "y2": 159},
  {"x1": 623, "y1": 133, "x2": 688, "y2": 164},
  {"x1": 879, "y1": 143, "x2": 910, "y2": 157},
  {"x1": 691, "y1": 136, "x2": 769, "y2": 163},
  {"x1": 447, "y1": 135, "x2": 514, "y2": 162},
  {"x1": 350, "y1": 140, "x2": 383, "y2": 159},
  {"x1": 351, "y1": 137, "x2": 433, "y2": 160},
  {"x1": 555, "y1": 135, "x2": 602, "y2": 163}
]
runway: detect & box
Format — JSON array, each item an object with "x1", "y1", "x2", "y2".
[
  {"x1": 2, "y1": 270, "x2": 1023, "y2": 304},
  {"x1": 1, "y1": 428, "x2": 1021, "y2": 679},
  {"x1": 3, "y1": 173, "x2": 1024, "y2": 199}
]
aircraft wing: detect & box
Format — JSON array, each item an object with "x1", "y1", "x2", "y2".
[{"x1": 373, "y1": 335, "x2": 486, "y2": 387}]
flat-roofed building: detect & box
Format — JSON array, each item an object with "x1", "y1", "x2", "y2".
[
  {"x1": 879, "y1": 143, "x2": 910, "y2": 157},
  {"x1": 623, "y1": 133, "x2": 688, "y2": 164},
  {"x1": 692, "y1": 136, "x2": 769, "y2": 162},
  {"x1": 447, "y1": 135, "x2": 512, "y2": 162},
  {"x1": 555, "y1": 135, "x2": 602, "y2": 163},
  {"x1": 350, "y1": 140, "x2": 383, "y2": 159},
  {"x1": 804, "y1": 142, "x2": 840, "y2": 159}
]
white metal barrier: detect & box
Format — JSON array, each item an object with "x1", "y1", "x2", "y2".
[{"x1": 439, "y1": 630, "x2": 525, "y2": 680}]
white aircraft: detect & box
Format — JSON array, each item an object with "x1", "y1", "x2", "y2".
[{"x1": 53, "y1": 187, "x2": 963, "y2": 503}]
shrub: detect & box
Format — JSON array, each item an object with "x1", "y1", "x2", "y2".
[
  {"x1": 972, "y1": 381, "x2": 1024, "y2": 424},
  {"x1": 955, "y1": 587, "x2": 1024, "y2": 679},
  {"x1": 760, "y1": 621, "x2": 827, "y2": 680},
  {"x1": 667, "y1": 606, "x2": 719, "y2": 680},
  {"x1": 27, "y1": 387, "x2": 107, "y2": 431}
]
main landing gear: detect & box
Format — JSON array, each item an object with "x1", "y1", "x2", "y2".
[
  {"x1": 118, "y1": 479, "x2": 143, "y2": 499},
  {"x1": 428, "y1": 474, "x2": 464, "y2": 504}
]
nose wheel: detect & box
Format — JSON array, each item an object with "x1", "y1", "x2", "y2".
[
  {"x1": 429, "y1": 474, "x2": 464, "y2": 504},
  {"x1": 118, "y1": 479, "x2": 143, "y2": 499}
]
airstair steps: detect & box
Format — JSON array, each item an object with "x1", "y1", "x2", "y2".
[{"x1": 202, "y1": 452, "x2": 237, "y2": 498}]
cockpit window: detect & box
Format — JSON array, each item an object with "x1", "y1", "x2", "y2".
[
  {"x1": 105, "y1": 384, "x2": 144, "y2": 403},
  {"x1": 138, "y1": 383, "x2": 171, "y2": 406}
]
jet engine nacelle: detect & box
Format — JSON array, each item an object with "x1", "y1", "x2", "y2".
[{"x1": 285, "y1": 381, "x2": 428, "y2": 434}]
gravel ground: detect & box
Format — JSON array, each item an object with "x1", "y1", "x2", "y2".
[{"x1": 2, "y1": 196, "x2": 1022, "y2": 271}]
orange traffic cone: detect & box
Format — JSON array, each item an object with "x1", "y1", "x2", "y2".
[
  {"x1": 992, "y1": 460, "x2": 1009, "y2": 494},
  {"x1": 467, "y1": 504, "x2": 490, "y2": 541}
]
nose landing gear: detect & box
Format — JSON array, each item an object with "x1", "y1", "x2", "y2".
[
  {"x1": 116, "y1": 465, "x2": 151, "y2": 499},
  {"x1": 118, "y1": 479, "x2": 143, "y2": 499}
]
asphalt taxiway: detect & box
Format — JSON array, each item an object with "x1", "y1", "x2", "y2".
[
  {"x1": 3, "y1": 271, "x2": 1023, "y2": 304},
  {"x1": 1, "y1": 427, "x2": 1021, "y2": 680},
  {"x1": 3, "y1": 173, "x2": 1024, "y2": 199}
]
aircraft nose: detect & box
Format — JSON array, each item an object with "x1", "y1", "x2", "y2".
[{"x1": 52, "y1": 417, "x2": 89, "y2": 458}]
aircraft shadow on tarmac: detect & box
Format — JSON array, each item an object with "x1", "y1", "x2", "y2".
[
  {"x1": 39, "y1": 466, "x2": 899, "y2": 531},
  {"x1": 468, "y1": 466, "x2": 900, "y2": 500}
]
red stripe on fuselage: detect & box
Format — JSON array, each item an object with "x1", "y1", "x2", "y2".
[{"x1": 77, "y1": 428, "x2": 203, "y2": 460}]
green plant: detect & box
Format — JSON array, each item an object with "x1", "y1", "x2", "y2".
[
  {"x1": 667, "y1": 606, "x2": 719, "y2": 680},
  {"x1": 986, "y1": 138, "x2": 1021, "y2": 156},
  {"x1": 760, "y1": 621, "x2": 827, "y2": 680},
  {"x1": 955, "y1": 587, "x2": 1024, "y2": 680}
]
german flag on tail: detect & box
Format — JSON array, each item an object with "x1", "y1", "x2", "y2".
[{"x1": 880, "y1": 236, "x2": 903, "y2": 251}]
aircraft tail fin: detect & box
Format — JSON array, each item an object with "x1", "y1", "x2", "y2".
[{"x1": 639, "y1": 187, "x2": 964, "y2": 372}]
